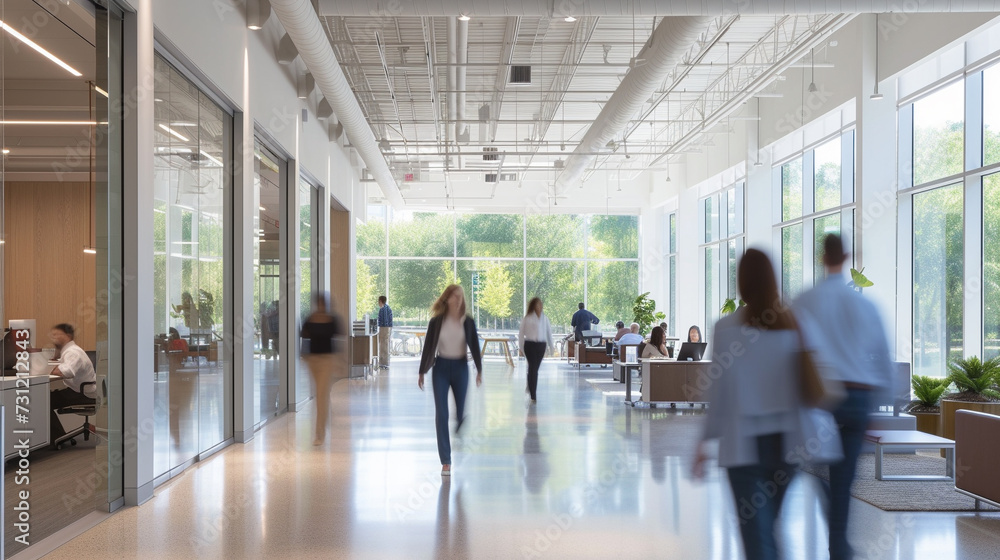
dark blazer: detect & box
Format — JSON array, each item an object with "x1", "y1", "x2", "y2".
[{"x1": 418, "y1": 314, "x2": 483, "y2": 375}]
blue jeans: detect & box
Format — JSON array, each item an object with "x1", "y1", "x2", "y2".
[
  {"x1": 727, "y1": 434, "x2": 795, "y2": 560},
  {"x1": 828, "y1": 388, "x2": 873, "y2": 560},
  {"x1": 432, "y1": 358, "x2": 469, "y2": 466}
]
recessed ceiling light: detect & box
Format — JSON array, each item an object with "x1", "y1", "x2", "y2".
[
  {"x1": 458, "y1": 14, "x2": 470, "y2": 21},
  {"x1": 1, "y1": 149, "x2": 8, "y2": 155},
  {"x1": 0, "y1": 20, "x2": 82, "y2": 76},
  {"x1": 564, "y1": 16, "x2": 577, "y2": 22},
  {"x1": 259, "y1": 206, "x2": 266, "y2": 211},
  {"x1": 83, "y1": 247, "x2": 97, "y2": 254},
  {"x1": 171, "y1": 122, "x2": 198, "y2": 127},
  {"x1": 158, "y1": 123, "x2": 190, "y2": 142}
]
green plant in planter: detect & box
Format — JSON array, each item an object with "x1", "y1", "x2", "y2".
[
  {"x1": 945, "y1": 356, "x2": 1000, "y2": 401},
  {"x1": 848, "y1": 267, "x2": 874, "y2": 292},
  {"x1": 632, "y1": 292, "x2": 665, "y2": 336},
  {"x1": 905, "y1": 375, "x2": 948, "y2": 412},
  {"x1": 720, "y1": 298, "x2": 746, "y2": 315}
]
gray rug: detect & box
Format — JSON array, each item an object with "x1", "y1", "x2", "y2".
[{"x1": 804, "y1": 453, "x2": 1000, "y2": 512}]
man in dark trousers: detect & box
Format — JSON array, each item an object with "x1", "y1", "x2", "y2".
[
  {"x1": 571, "y1": 302, "x2": 599, "y2": 343},
  {"x1": 377, "y1": 295, "x2": 393, "y2": 369}
]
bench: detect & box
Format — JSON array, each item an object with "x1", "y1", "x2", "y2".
[{"x1": 863, "y1": 430, "x2": 955, "y2": 482}]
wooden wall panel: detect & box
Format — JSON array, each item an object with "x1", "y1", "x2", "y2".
[
  {"x1": 4, "y1": 182, "x2": 96, "y2": 350},
  {"x1": 330, "y1": 208, "x2": 350, "y2": 370}
]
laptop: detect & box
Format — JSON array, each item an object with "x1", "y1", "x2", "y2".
[{"x1": 676, "y1": 342, "x2": 707, "y2": 361}]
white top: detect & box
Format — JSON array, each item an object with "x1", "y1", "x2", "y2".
[
  {"x1": 518, "y1": 312, "x2": 554, "y2": 349},
  {"x1": 792, "y1": 275, "x2": 893, "y2": 388},
  {"x1": 700, "y1": 311, "x2": 842, "y2": 468},
  {"x1": 641, "y1": 344, "x2": 667, "y2": 358},
  {"x1": 55, "y1": 341, "x2": 96, "y2": 394},
  {"x1": 436, "y1": 316, "x2": 467, "y2": 359}
]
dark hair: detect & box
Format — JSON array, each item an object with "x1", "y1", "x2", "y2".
[
  {"x1": 52, "y1": 323, "x2": 75, "y2": 339},
  {"x1": 313, "y1": 292, "x2": 328, "y2": 312},
  {"x1": 616, "y1": 321, "x2": 625, "y2": 329},
  {"x1": 169, "y1": 327, "x2": 180, "y2": 339},
  {"x1": 578, "y1": 302, "x2": 585, "y2": 310},
  {"x1": 822, "y1": 234, "x2": 849, "y2": 267},
  {"x1": 687, "y1": 325, "x2": 702, "y2": 343},
  {"x1": 527, "y1": 297, "x2": 543, "y2": 316},
  {"x1": 738, "y1": 248, "x2": 795, "y2": 330},
  {"x1": 659, "y1": 322, "x2": 667, "y2": 330},
  {"x1": 378, "y1": 295, "x2": 387, "y2": 304},
  {"x1": 650, "y1": 326, "x2": 665, "y2": 348}
]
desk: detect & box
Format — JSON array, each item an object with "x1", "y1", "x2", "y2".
[
  {"x1": 638, "y1": 360, "x2": 711, "y2": 406},
  {"x1": 3, "y1": 373, "x2": 52, "y2": 460},
  {"x1": 481, "y1": 337, "x2": 515, "y2": 367}
]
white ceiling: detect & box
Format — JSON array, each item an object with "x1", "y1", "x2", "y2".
[{"x1": 318, "y1": 12, "x2": 854, "y2": 209}]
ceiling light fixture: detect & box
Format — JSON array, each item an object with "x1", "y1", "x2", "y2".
[
  {"x1": 807, "y1": 48, "x2": 818, "y2": 93},
  {"x1": 158, "y1": 123, "x2": 190, "y2": 142},
  {"x1": 754, "y1": 97, "x2": 764, "y2": 167},
  {"x1": 247, "y1": 0, "x2": 271, "y2": 30},
  {"x1": 200, "y1": 150, "x2": 224, "y2": 167},
  {"x1": 94, "y1": 85, "x2": 109, "y2": 98},
  {"x1": 0, "y1": 20, "x2": 83, "y2": 76},
  {"x1": 564, "y1": 15, "x2": 576, "y2": 22},
  {"x1": 871, "y1": 15, "x2": 884, "y2": 100},
  {"x1": 458, "y1": 14, "x2": 471, "y2": 21},
  {"x1": 260, "y1": 206, "x2": 266, "y2": 211},
  {"x1": 1, "y1": 149, "x2": 8, "y2": 155}
]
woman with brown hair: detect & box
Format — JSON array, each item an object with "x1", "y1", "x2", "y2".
[
  {"x1": 418, "y1": 284, "x2": 483, "y2": 475},
  {"x1": 641, "y1": 326, "x2": 669, "y2": 358},
  {"x1": 518, "y1": 297, "x2": 553, "y2": 402},
  {"x1": 691, "y1": 249, "x2": 840, "y2": 560}
]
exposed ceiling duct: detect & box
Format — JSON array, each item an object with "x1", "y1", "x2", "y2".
[
  {"x1": 317, "y1": 0, "x2": 1000, "y2": 16},
  {"x1": 554, "y1": 16, "x2": 707, "y2": 194},
  {"x1": 269, "y1": 0, "x2": 404, "y2": 207},
  {"x1": 456, "y1": 17, "x2": 469, "y2": 144}
]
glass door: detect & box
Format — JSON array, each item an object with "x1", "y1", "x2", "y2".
[{"x1": 296, "y1": 177, "x2": 319, "y2": 406}]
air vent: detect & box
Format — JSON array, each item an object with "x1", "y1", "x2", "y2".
[
  {"x1": 485, "y1": 173, "x2": 517, "y2": 182},
  {"x1": 482, "y1": 146, "x2": 499, "y2": 161},
  {"x1": 509, "y1": 65, "x2": 531, "y2": 85}
]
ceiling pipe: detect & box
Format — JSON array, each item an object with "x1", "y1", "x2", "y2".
[
  {"x1": 456, "y1": 17, "x2": 469, "y2": 144},
  {"x1": 446, "y1": 17, "x2": 457, "y2": 148},
  {"x1": 317, "y1": 0, "x2": 1000, "y2": 16},
  {"x1": 269, "y1": 0, "x2": 403, "y2": 207},
  {"x1": 554, "y1": 16, "x2": 708, "y2": 194}
]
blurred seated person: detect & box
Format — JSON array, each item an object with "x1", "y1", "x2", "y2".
[
  {"x1": 642, "y1": 326, "x2": 670, "y2": 358},
  {"x1": 614, "y1": 321, "x2": 629, "y2": 341},
  {"x1": 48, "y1": 323, "x2": 96, "y2": 441},
  {"x1": 168, "y1": 327, "x2": 189, "y2": 353},
  {"x1": 687, "y1": 325, "x2": 702, "y2": 343},
  {"x1": 617, "y1": 323, "x2": 643, "y2": 346},
  {"x1": 659, "y1": 322, "x2": 668, "y2": 335}
]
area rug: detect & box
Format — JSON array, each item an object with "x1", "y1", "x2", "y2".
[{"x1": 803, "y1": 453, "x2": 1000, "y2": 512}]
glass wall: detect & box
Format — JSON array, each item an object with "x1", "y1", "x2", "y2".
[
  {"x1": 700, "y1": 183, "x2": 744, "y2": 338},
  {"x1": 985, "y1": 173, "x2": 1000, "y2": 360},
  {"x1": 2, "y1": 2, "x2": 124, "y2": 553},
  {"x1": 356, "y1": 210, "x2": 640, "y2": 340},
  {"x1": 296, "y1": 177, "x2": 319, "y2": 404},
  {"x1": 912, "y1": 80, "x2": 964, "y2": 186},
  {"x1": 253, "y1": 141, "x2": 286, "y2": 427},
  {"x1": 152, "y1": 55, "x2": 233, "y2": 478},
  {"x1": 666, "y1": 213, "x2": 677, "y2": 338}
]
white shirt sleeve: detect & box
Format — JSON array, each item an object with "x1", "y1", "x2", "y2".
[{"x1": 518, "y1": 319, "x2": 526, "y2": 352}]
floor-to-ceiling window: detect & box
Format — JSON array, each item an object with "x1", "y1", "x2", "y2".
[
  {"x1": 152, "y1": 54, "x2": 233, "y2": 480},
  {"x1": 253, "y1": 141, "x2": 286, "y2": 426},
  {"x1": 775, "y1": 131, "x2": 856, "y2": 299},
  {"x1": 700, "y1": 183, "x2": 744, "y2": 340},
  {"x1": 666, "y1": 213, "x2": 677, "y2": 338},
  {"x1": 2, "y1": 1, "x2": 124, "y2": 553}
]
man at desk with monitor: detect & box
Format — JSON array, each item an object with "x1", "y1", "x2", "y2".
[{"x1": 48, "y1": 324, "x2": 95, "y2": 441}]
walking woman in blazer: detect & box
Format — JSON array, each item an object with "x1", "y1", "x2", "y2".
[
  {"x1": 418, "y1": 284, "x2": 483, "y2": 476},
  {"x1": 518, "y1": 297, "x2": 554, "y2": 403}
]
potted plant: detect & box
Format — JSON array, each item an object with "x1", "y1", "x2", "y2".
[
  {"x1": 940, "y1": 356, "x2": 1000, "y2": 441},
  {"x1": 720, "y1": 298, "x2": 746, "y2": 315},
  {"x1": 632, "y1": 292, "x2": 665, "y2": 336},
  {"x1": 904, "y1": 375, "x2": 948, "y2": 436}
]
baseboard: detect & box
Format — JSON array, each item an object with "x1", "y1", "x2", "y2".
[
  {"x1": 9, "y1": 510, "x2": 113, "y2": 560},
  {"x1": 125, "y1": 480, "x2": 154, "y2": 506}
]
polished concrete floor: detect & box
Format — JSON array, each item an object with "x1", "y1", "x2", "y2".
[{"x1": 42, "y1": 358, "x2": 1000, "y2": 559}]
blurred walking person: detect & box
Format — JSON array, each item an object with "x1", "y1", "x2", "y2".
[
  {"x1": 377, "y1": 295, "x2": 393, "y2": 369},
  {"x1": 793, "y1": 234, "x2": 893, "y2": 560},
  {"x1": 518, "y1": 297, "x2": 554, "y2": 403},
  {"x1": 693, "y1": 249, "x2": 841, "y2": 560},
  {"x1": 300, "y1": 293, "x2": 342, "y2": 446},
  {"x1": 419, "y1": 284, "x2": 483, "y2": 476}
]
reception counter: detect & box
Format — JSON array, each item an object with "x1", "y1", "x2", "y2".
[{"x1": 638, "y1": 359, "x2": 712, "y2": 405}]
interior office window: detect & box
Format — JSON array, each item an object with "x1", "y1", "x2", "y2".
[
  {"x1": 782, "y1": 224, "x2": 804, "y2": 298},
  {"x1": 813, "y1": 214, "x2": 841, "y2": 284},
  {"x1": 152, "y1": 55, "x2": 233, "y2": 477},
  {"x1": 814, "y1": 137, "x2": 842, "y2": 212},
  {"x1": 912, "y1": 183, "x2": 964, "y2": 377},
  {"x1": 984, "y1": 174, "x2": 1000, "y2": 360},
  {"x1": 782, "y1": 158, "x2": 804, "y2": 221},
  {"x1": 912, "y1": 80, "x2": 964, "y2": 186},
  {"x1": 985, "y1": 65, "x2": 1000, "y2": 167}
]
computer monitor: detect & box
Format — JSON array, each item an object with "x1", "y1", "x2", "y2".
[{"x1": 676, "y1": 342, "x2": 707, "y2": 361}]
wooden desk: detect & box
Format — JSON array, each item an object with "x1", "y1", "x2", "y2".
[
  {"x1": 481, "y1": 337, "x2": 515, "y2": 367},
  {"x1": 639, "y1": 360, "x2": 711, "y2": 405}
]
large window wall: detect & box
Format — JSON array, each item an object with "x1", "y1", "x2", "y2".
[
  {"x1": 152, "y1": 55, "x2": 233, "y2": 480},
  {"x1": 356, "y1": 210, "x2": 639, "y2": 334},
  {"x1": 902, "y1": 59, "x2": 1000, "y2": 375},
  {"x1": 666, "y1": 213, "x2": 677, "y2": 338},
  {"x1": 775, "y1": 131, "x2": 856, "y2": 299},
  {"x1": 700, "y1": 184, "x2": 745, "y2": 339}
]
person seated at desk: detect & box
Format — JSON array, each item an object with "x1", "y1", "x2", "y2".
[
  {"x1": 642, "y1": 326, "x2": 670, "y2": 358},
  {"x1": 617, "y1": 323, "x2": 643, "y2": 346},
  {"x1": 48, "y1": 323, "x2": 96, "y2": 441},
  {"x1": 687, "y1": 325, "x2": 702, "y2": 344},
  {"x1": 614, "y1": 321, "x2": 629, "y2": 341}
]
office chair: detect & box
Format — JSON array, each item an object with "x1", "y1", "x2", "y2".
[{"x1": 54, "y1": 352, "x2": 103, "y2": 450}]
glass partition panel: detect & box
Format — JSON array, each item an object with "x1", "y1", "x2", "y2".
[
  {"x1": 913, "y1": 183, "x2": 964, "y2": 377},
  {"x1": 912, "y1": 81, "x2": 964, "y2": 186},
  {"x1": 296, "y1": 178, "x2": 318, "y2": 405}
]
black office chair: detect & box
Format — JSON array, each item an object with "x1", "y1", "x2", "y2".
[{"x1": 54, "y1": 352, "x2": 102, "y2": 450}]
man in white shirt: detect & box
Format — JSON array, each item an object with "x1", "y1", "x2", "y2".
[
  {"x1": 793, "y1": 235, "x2": 893, "y2": 560},
  {"x1": 49, "y1": 323, "x2": 96, "y2": 442}
]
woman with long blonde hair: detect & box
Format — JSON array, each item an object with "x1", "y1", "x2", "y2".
[{"x1": 418, "y1": 284, "x2": 483, "y2": 475}]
